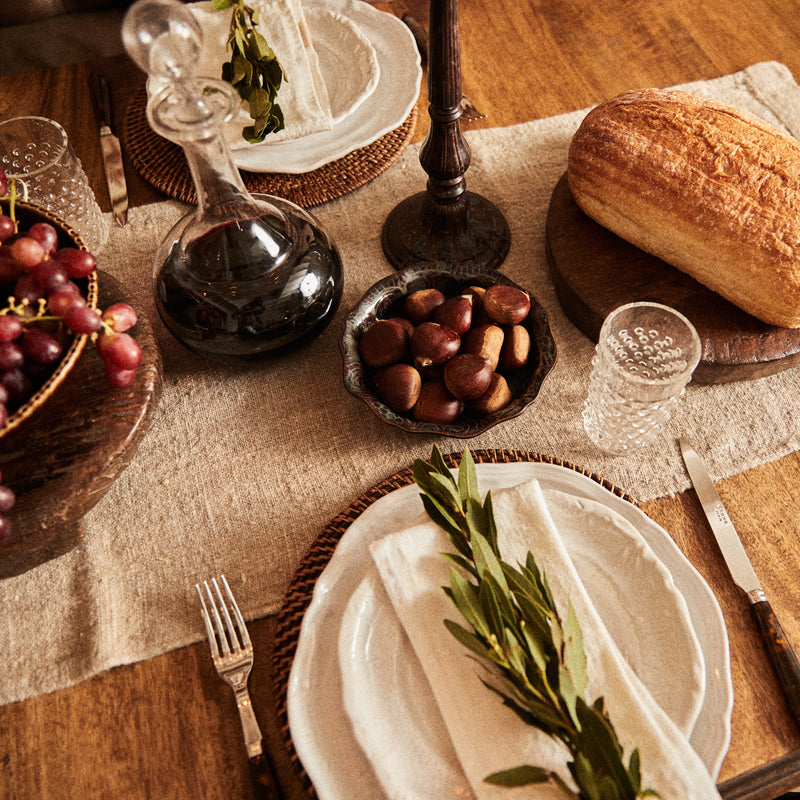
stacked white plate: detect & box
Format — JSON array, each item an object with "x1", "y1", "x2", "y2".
[
  {"x1": 171, "y1": 0, "x2": 422, "y2": 173},
  {"x1": 287, "y1": 462, "x2": 734, "y2": 800}
]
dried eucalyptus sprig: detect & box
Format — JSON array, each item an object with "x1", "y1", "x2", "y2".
[
  {"x1": 411, "y1": 446, "x2": 659, "y2": 800},
  {"x1": 212, "y1": 0, "x2": 286, "y2": 143}
]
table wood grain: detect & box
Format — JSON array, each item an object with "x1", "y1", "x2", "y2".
[{"x1": 3, "y1": 0, "x2": 800, "y2": 798}]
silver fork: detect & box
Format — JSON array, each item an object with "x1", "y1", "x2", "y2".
[{"x1": 196, "y1": 576, "x2": 283, "y2": 800}]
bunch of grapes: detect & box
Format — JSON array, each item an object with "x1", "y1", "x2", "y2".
[{"x1": 0, "y1": 168, "x2": 142, "y2": 539}]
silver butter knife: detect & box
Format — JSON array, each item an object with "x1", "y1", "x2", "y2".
[
  {"x1": 90, "y1": 71, "x2": 128, "y2": 227},
  {"x1": 680, "y1": 437, "x2": 800, "y2": 722}
]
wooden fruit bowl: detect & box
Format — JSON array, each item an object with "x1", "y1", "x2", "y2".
[{"x1": 0, "y1": 206, "x2": 162, "y2": 578}]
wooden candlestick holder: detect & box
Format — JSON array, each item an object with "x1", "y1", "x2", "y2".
[{"x1": 381, "y1": 0, "x2": 510, "y2": 270}]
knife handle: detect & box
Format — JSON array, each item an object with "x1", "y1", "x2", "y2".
[
  {"x1": 750, "y1": 598, "x2": 800, "y2": 723},
  {"x1": 248, "y1": 751, "x2": 283, "y2": 800},
  {"x1": 90, "y1": 71, "x2": 112, "y2": 127}
]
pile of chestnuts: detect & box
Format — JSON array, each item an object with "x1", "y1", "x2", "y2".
[{"x1": 358, "y1": 282, "x2": 535, "y2": 425}]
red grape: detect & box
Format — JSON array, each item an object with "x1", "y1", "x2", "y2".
[
  {"x1": 63, "y1": 305, "x2": 102, "y2": 335},
  {"x1": 47, "y1": 288, "x2": 86, "y2": 317},
  {"x1": 0, "y1": 215, "x2": 15, "y2": 242},
  {"x1": 0, "y1": 513, "x2": 11, "y2": 541},
  {"x1": 97, "y1": 331, "x2": 142, "y2": 370},
  {"x1": 102, "y1": 303, "x2": 138, "y2": 332},
  {"x1": 55, "y1": 247, "x2": 96, "y2": 279},
  {"x1": 0, "y1": 485, "x2": 14, "y2": 513},
  {"x1": 0, "y1": 404, "x2": 6, "y2": 428},
  {"x1": 21, "y1": 327, "x2": 63, "y2": 365},
  {"x1": 0, "y1": 169, "x2": 8, "y2": 197},
  {"x1": 28, "y1": 222, "x2": 58, "y2": 255},
  {"x1": 10, "y1": 236, "x2": 46, "y2": 269},
  {"x1": 0, "y1": 341, "x2": 24, "y2": 371},
  {"x1": 0, "y1": 246, "x2": 21, "y2": 282},
  {"x1": 0, "y1": 384, "x2": 9, "y2": 405},
  {"x1": 0, "y1": 367, "x2": 32, "y2": 404},
  {"x1": 103, "y1": 361, "x2": 137, "y2": 388},
  {"x1": 0, "y1": 315, "x2": 23, "y2": 343},
  {"x1": 13, "y1": 273, "x2": 44, "y2": 306},
  {"x1": 32, "y1": 260, "x2": 69, "y2": 295}
]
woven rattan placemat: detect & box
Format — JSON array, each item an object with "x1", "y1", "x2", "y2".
[
  {"x1": 122, "y1": 84, "x2": 418, "y2": 208},
  {"x1": 271, "y1": 448, "x2": 635, "y2": 796}
]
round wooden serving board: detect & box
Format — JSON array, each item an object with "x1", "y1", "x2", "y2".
[
  {"x1": 0, "y1": 270, "x2": 162, "y2": 579},
  {"x1": 545, "y1": 172, "x2": 800, "y2": 384}
]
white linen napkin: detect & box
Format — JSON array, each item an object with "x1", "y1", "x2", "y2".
[
  {"x1": 185, "y1": 0, "x2": 333, "y2": 147},
  {"x1": 370, "y1": 477, "x2": 722, "y2": 800}
]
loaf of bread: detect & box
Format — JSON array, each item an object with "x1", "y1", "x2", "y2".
[{"x1": 567, "y1": 88, "x2": 800, "y2": 328}]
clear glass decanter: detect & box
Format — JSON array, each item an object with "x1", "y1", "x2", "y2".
[{"x1": 122, "y1": 0, "x2": 343, "y2": 361}]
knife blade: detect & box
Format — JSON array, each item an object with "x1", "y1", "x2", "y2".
[
  {"x1": 90, "y1": 71, "x2": 128, "y2": 227},
  {"x1": 680, "y1": 437, "x2": 800, "y2": 723}
]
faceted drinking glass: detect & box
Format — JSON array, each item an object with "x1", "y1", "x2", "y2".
[{"x1": 582, "y1": 301, "x2": 701, "y2": 455}]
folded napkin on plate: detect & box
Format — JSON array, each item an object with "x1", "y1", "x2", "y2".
[
  {"x1": 370, "y1": 477, "x2": 721, "y2": 800},
  {"x1": 186, "y1": 0, "x2": 333, "y2": 147}
]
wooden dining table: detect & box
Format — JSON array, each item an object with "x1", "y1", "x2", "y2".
[{"x1": 2, "y1": 0, "x2": 800, "y2": 798}]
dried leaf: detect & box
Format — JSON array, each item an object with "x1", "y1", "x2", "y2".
[{"x1": 216, "y1": 0, "x2": 285, "y2": 141}]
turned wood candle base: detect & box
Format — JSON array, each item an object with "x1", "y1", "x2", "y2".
[{"x1": 381, "y1": 189, "x2": 510, "y2": 270}]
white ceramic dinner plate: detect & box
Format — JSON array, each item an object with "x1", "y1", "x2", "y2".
[
  {"x1": 287, "y1": 463, "x2": 734, "y2": 800},
  {"x1": 335, "y1": 487, "x2": 707, "y2": 800},
  {"x1": 305, "y1": 7, "x2": 379, "y2": 125},
  {"x1": 233, "y1": 0, "x2": 421, "y2": 173}
]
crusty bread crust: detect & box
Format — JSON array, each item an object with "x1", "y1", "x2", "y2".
[{"x1": 567, "y1": 88, "x2": 800, "y2": 328}]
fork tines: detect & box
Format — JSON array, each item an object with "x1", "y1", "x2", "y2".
[{"x1": 196, "y1": 575, "x2": 252, "y2": 660}]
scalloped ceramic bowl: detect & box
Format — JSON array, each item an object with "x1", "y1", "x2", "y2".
[
  {"x1": 340, "y1": 263, "x2": 557, "y2": 438},
  {"x1": 0, "y1": 202, "x2": 98, "y2": 438}
]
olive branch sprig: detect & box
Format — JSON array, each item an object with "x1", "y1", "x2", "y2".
[
  {"x1": 411, "y1": 445, "x2": 659, "y2": 800},
  {"x1": 212, "y1": 0, "x2": 286, "y2": 143}
]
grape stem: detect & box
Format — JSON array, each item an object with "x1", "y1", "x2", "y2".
[{"x1": 0, "y1": 178, "x2": 25, "y2": 232}]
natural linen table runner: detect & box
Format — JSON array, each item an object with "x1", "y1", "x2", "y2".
[{"x1": 2, "y1": 61, "x2": 800, "y2": 706}]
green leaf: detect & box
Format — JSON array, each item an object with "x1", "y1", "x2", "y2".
[
  {"x1": 573, "y1": 699, "x2": 633, "y2": 794},
  {"x1": 558, "y1": 664, "x2": 580, "y2": 728},
  {"x1": 484, "y1": 765, "x2": 551, "y2": 787},
  {"x1": 483, "y1": 490, "x2": 499, "y2": 553},
  {"x1": 413, "y1": 460, "x2": 463, "y2": 512},
  {"x1": 628, "y1": 749, "x2": 642, "y2": 792},
  {"x1": 430, "y1": 444, "x2": 453, "y2": 481},
  {"x1": 449, "y1": 569, "x2": 490, "y2": 638},
  {"x1": 420, "y1": 495, "x2": 467, "y2": 551},
  {"x1": 263, "y1": 56, "x2": 286, "y2": 88},
  {"x1": 230, "y1": 52, "x2": 250, "y2": 86},
  {"x1": 563, "y1": 600, "x2": 588, "y2": 699},
  {"x1": 441, "y1": 551, "x2": 478, "y2": 578},
  {"x1": 234, "y1": 26, "x2": 247, "y2": 57},
  {"x1": 481, "y1": 673, "x2": 570, "y2": 733},
  {"x1": 457, "y1": 448, "x2": 479, "y2": 504},
  {"x1": 246, "y1": 85, "x2": 271, "y2": 118},
  {"x1": 443, "y1": 618, "x2": 495, "y2": 661},
  {"x1": 216, "y1": 0, "x2": 286, "y2": 138},
  {"x1": 248, "y1": 29, "x2": 274, "y2": 62},
  {"x1": 471, "y1": 532, "x2": 508, "y2": 593},
  {"x1": 478, "y1": 577, "x2": 506, "y2": 649}
]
